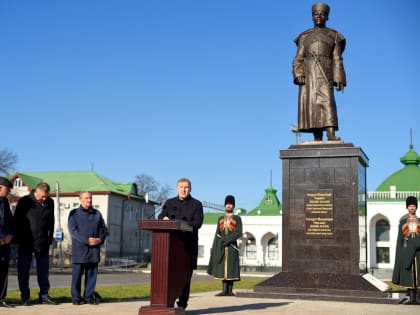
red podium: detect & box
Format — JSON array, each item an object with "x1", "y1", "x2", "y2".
[{"x1": 138, "y1": 219, "x2": 193, "y2": 315}]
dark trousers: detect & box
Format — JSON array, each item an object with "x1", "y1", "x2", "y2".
[
  {"x1": 71, "y1": 263, "x2": 98, "y2": 303},
  {"x1": 177, "y1": 269, "x2": 193, "y2": 308},
  {"x1": 17, "y1": 247, "x2": 50, "y2": 301},
  {"x1": 0, "y1": 260, "x2": 9, "y2": 300}
]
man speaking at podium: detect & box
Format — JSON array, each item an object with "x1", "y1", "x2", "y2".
[{"x1": 158, "y1": 178, "x2": 203, "y2": 310}]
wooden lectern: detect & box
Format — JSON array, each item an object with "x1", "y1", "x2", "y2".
[{"x1": 138, "y1": 219, "x2": 193, "y2": 315}]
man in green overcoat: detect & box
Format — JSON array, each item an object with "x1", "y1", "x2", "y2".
[
  {"x1": 392, "y1": 196, "x2": 420, "y2": 304},
  {"x1": 207, "y1": 195, "x2": 242, "y2": 296}
]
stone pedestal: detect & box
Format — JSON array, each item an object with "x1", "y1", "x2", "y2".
[
  {"x1": 280, "y1": 143, "x2": 366, "y2": 275},
  {"x1": 239, "y1": 143, "x2": 398, "y2": 304}
]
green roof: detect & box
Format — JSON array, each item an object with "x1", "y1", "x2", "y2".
[
  {"x1": 247, "y1": 187, "x2": 282, "y2": 216},
  {"x1": 10, "y1": 171, "x2": 142, "y2": 198},
  {"x1": 18, "y1": 173, "x2": 44, "y2": 189},
  {"x1": 376, "y1": 147, "x2": 420, "y2": 191}
]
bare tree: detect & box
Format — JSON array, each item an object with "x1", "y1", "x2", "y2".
[
  {"x1": 0, "y1": 148, "x2": 18, "y2": 175},
  {"x1": 157, "y1": 183, "x2": 172, "y2": 203},
  {"x1": 134, "y1": 173, "x2": 171, "y2": 203}
]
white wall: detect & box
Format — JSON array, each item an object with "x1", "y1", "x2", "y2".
[
  {"x1": 366, "y1": 201, "x2": 406, "y2": 270},
  {"x1": 197, "y1": 215, "x2": 282, "y2": 269}
]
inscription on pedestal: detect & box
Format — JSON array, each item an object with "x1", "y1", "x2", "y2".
[{"x1": 305, "y1": 190, "x2": 334, "y2": 238}]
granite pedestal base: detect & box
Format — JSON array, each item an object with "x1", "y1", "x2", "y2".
[
  {"x1": 237, "y1": 143, "x2": 398, "y2": 304},
  {"x1": 237, "y1": 272, "x2": 398, "y2": 304}
]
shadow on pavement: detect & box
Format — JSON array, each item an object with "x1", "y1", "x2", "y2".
[{"x1": 187, "y1": 302, "x2": 290, "y2": 314}]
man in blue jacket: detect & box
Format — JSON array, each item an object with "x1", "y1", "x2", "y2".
[
  {"x1": 68, "y1": 191, "x2": 108, "y2": 305},
  {"x1": 0, "y1": 177, "x2": 14, "y2": 308}
]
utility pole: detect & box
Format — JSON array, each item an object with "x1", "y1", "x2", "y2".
[{"x1": 55, "y1": 182, "x2": 63, "y2": 272}]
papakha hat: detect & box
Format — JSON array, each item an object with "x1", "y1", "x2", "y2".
[
  {"x1": 312, "y1": 2, "x2": 330, "y2": 15},
  {"x1": 224, "y1": 195, "x2": 235, "y2": 207},
  {"x1": 406, "y1": 196, "x2": 418, "y2": 208}
]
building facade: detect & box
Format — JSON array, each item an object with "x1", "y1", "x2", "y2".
[{"x1": 366, "y1": 145, "x2": 420, "y2": 276}]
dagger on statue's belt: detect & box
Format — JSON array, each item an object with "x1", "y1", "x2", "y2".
[{"x1": 311, "y1": 51, "x2": 331, "y2": 89}]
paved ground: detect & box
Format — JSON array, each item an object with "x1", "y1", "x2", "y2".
[
  {"x1": 3, "y1": 269, "x2": 417, "y2": 314},
  {"x1": 1, "y1": 290, "x2": 418, "y2": 315}
]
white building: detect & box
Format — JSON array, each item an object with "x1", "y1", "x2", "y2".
[{"x1": 366, "y1": 144, "x2": 420, "y2": 276}]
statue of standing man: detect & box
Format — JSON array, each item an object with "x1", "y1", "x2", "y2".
[{"x1": 293, "y1": 3, "x2": 346, "y2": 142}]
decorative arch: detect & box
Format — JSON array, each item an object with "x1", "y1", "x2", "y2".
[
  {"x1": 376, "y1": 219, "x2": 390, "y2": 241},
  {"x1": 238, "y1": 232, "x2": 256, "y2": 260},
  {"x1": 369, "y1": 214, "x2": 391, "y2": 266},
  {"x1": 261, "y1": 232, "x2": 279, "y2": 265}
]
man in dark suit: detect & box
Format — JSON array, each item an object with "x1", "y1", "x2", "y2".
[
  {"x1": 158, "y1": 178, "x2": 203, "y2": 310},
  {"x1": 14, "y1": 182, "x2": 57, "y2": 306},
  {"x1": 0, "y1": 177, "x2": 14, "y2": 308}
]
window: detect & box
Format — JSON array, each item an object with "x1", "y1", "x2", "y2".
[
  {"x1": 267, "y1": 238, "x2": 278, "y2": 259},
  {"x1": 198, "y1": 245, "x2": 204, "y2": 258},
  {"x1": 13, "y1": 178, "x2": 22, "y2": 187},
  {"x1": 264, "y1": 198, "x2": 273, "y2": 205},
  {"x1": 376, "y1": 219, "x2": 390, "y2": 241},
  {"x1": 245, "y1": 237, "x2": 256, "y2": 258},
  {"x1": 376, "y1": 247, "x2": 389, "y2": 263}
]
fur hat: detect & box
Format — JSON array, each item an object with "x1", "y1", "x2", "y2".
[
  {"x1": 312, "y1": 2, "x2": 330, "y2": 15},
  {"x1": 224, "y1": 195, "x2": 235, "y2": 207},
  {"x1": 406, "y1": 196, "x2": 418, "y2": 208}
]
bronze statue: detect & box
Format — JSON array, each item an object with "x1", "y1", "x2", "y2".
[{"x1": 293, "y1": 3, "x2": 346, "y2": 141}]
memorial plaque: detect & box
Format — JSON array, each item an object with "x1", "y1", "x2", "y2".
[{"x1": 305, "y1": 189, "x2": 334, "y2": 238}]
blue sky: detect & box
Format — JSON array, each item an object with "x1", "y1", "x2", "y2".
[{"x1": 0, "y1": 0, "x2": 419, "y2": 211}]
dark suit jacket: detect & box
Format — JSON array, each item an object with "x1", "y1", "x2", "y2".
[
  {"x1": 158, "y1": 195, "x2": 203, "y2": 269},
  {"x1": 0, "y1": 197, "x2": 14, "y2": 261}
]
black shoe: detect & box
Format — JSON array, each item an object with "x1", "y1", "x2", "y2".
[
  {"x1": 39, "y1": 296, "x2": 58, "y2": 305},
  {"x1": 86, "y1": 299, "x2": 99, "y2": 305},
  {"x1": 21, "y1": 300, "x2": 33, "y2": 306},
  {"x1": 93, "y1": 291, "x2": 102, "y2": 301},
  {"x1": 176, "y1": 302, "x2": 187, "y2": 310},
  {"x1": 0, "y1": 300, "x2": 15, "y2": 308},
  {"x1": 215, "y1": 291, "x2": 228, "y2": 296},
  {"x1": 72, "y1": 301, "x2": 82, "y2": 305}
]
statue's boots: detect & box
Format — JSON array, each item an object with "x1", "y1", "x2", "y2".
[
  {"x1": 327, "y1": 127, "x2": 341, "y2": 141},
  {"x1": 313, "y1": 129, "x2": 323, "y2": 141}
]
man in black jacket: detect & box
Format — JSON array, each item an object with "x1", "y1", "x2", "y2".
[
  {"x1": 0, "y1": 177, "x2": 14, "y2": 308},
  {"x1": 158, "y1": 178, "x2": 203, "y2": 310},
  {"x1": 14, "y1": 182, "x2": 57, "y2": 306}
]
